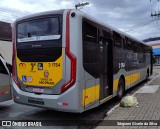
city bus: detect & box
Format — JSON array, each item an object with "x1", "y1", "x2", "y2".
[{"x1": 12, "y1": 9, "x2": 152, "y2": 113}]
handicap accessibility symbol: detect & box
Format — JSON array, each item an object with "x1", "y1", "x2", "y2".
[{"x1": 22, "y1": 75, "x2": 27, "y2": 82}]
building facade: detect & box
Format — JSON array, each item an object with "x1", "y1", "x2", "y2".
[{"x1": 143, "y1": 37, "x2": 160, "y2": 65}]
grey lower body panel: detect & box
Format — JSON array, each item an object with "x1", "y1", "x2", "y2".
[{"x1": 12, "y1": 78, "x2": 82, "y2": 113}]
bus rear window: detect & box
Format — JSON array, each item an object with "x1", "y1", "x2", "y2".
[{"x1": 17, "y1": 17, "x2": 61, "y2": 42}]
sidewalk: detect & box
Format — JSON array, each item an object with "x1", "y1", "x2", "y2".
[{"x1": 96, "y1": 68, "x2": 160, "y2": 129}]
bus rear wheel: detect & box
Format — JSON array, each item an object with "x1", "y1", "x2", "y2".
[{"x1": 117, "y1": 78, "x2": 125, "y2": 100}]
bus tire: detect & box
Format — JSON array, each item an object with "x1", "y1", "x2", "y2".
[
  {"x1": 117, "y1": 78, "x2": 125, "y2": 100},
  {"x1": 146, "y1": 69, "x2": 149, "y2": 80}
]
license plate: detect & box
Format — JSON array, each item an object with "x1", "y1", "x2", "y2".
[{"x1": 33, "y1": 88, "x2": 44, "y2": 93}]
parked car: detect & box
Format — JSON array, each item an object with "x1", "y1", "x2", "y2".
[{"x1": 0, "y1": 55, "x2": 12, "y2": 102}]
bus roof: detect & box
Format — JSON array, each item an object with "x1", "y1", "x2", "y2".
[
  {"x1": 14, "y1": 9, "x2": 151, "y2": 48},
  {"x1": 75, "y1": 9, "x2": 148, "y2": 46},
  {"x1": 14, "y1": 9, "x2": 65, "y2": 23}
]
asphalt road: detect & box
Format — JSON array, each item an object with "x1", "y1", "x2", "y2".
[{"x1": 0, "y1": 68, "x2": 158, "y2": 129}]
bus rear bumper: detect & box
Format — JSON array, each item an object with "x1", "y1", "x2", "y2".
[{"x1": 11, "y1": 78, "x2": 81, "y2": 113}]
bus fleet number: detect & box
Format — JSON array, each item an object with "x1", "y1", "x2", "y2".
[
  {"x1": 48, "y1": 63, "x2": 61, "y2": 67},
  {"x1": 119, "y1": 63, "x2": 125, "y2": 69}
]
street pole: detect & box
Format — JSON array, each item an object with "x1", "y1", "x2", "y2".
[
  {"x1": 151, "y1": 0, "x2": 160, "y2": 18},
  {"x1": 75, "y1": 2, "x2": 89, "y2": 9},
  {"x1": 151, "y1": 12, "x2": 160, "y2": 17}
]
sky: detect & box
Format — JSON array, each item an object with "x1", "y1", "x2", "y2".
[{"x1": 0, "y1": 0, "x2": 160, "y2": 41}]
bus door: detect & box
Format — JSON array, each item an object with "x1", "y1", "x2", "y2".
[
  {"x1": 0, "y1": 58, "x2": 11, "y2": 102},
  {"x1": 99, "y1": 37, "x2": 113, "y2": 100}
]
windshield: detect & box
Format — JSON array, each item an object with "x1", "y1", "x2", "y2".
[{"x1": 17, "y1": 17, "x2": 61, "y2": 42}]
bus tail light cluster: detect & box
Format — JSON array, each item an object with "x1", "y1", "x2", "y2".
[
  {"x1": 12, "y1": 23, "x2": 21, "y2": 89},
  {"x1": 61, "y1": 10, "x2": 77, "y2": 93}
]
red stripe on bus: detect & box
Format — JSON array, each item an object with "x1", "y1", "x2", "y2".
[
  {"x1": 12, "y1": 23, "x2": 21, "y2": 88},
  {"x1": 61, "y1": 10, "x2": 77, "y2": 93},
  {"x1": 62, "y1": 102, "x2": 68, "y2": 106}
]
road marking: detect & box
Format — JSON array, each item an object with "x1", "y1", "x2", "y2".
[
  {"x1": 136, "y1": 85, "x2": 160, "y2": 93},
  {"x1": 106, "y1": 104, "x2": 120, "y2": 116},
  {"x1": 134, "y1": 73, "x2": 160, "y2": 95},
  {"x1": 145, "y1": 73, "x2": 160, "y2": 86}
]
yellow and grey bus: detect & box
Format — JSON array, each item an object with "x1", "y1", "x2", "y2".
[{"x1": 12, "y1": 9, "x2": 152, "y2": 113}]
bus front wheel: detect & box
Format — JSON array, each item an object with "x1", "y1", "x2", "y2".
[{"x1": 146, "y1": 69, "x2": 149, "y2": 80}]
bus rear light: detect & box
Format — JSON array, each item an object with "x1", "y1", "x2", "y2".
[
  {"x1": 58, "y1": 102, "x2": 68, "y2": 106},
  {"x1": 13, "y1": 96, "x2": 19, "y2": 100},
  {"x1": 61, "y1": 55, "x2": 76, "y2": 93},
  {"x1": 13, "y1": 96, "x2": 16, "y2": 100},
  {"x1": 62, "y1": 102, "x2": 68, "y2": 106},
  {"x1": 12, "y1": 24, "x2": 21, "y2": 89},
  {"x1": 61, "y1": 10, "x2": 77, "y2": 93}
]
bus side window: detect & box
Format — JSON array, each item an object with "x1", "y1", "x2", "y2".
[
  {"x1": 83, "y1": 21, "x2": 97, "y2": 44},
  {"x1": 126, "y1": 38, "x2": 132, "y2": 50},
  {"x1": 0, "y1": 60, "x2": 8, "y2": 75},
  {"x1": 82, "y1": 20, "x2": 101, "y2": 77},
  {"x1": 114, "y1": 32, "x2": 122, "y2": 48},
  {"x1": 138, "y1": 43, "x2": 145, "y2": 64},
  {"x1": 123, "y1": 38, "x2": 127, "y2": 49},
  {"x1": 82, "y1": 21, "x2": 97, "y2": 64},
  {"x1": 133, "y1": 42, "x2": 138, "y2": 57},
  {"x1": 6, "y1": 63, "x2": 12, "y2": 73},
  {"x1": 103, "y1": 30, "x2": 112, "y2": 39}
]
